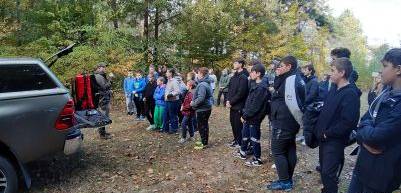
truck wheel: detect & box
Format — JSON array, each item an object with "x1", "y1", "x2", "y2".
[{"x1": 0, "y1": 156, "x2": 18, "y2": 193}]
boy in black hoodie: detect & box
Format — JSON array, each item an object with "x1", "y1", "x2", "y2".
[
  {"x1": 314, "y1": 58, "x2": 360, "y2": 193},
  {"x1": 233, "y1": 64, "x2": 270, "y2": 166},
  {"x1": 267, "y1": 56, "x2": 305, "y2": 191}
]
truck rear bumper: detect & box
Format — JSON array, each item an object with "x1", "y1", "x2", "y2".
[{"x1": 63, "y1": 129, "x2": 83, "y2": 155}]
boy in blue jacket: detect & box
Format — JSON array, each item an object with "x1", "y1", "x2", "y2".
[
  {"x1": 133, "y1": 70, "x2": 147, "y2": 121},
  {"x1": 348, "y1": 48, "x2": 401, "y2": 193},
  {"x1": 153, "y1": 77, "x2": 166, "y2": 131},
  {"x1": 123, "y1": 71, "x2": 136, "y2": 115}
]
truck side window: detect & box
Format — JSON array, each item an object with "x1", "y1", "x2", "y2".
[{"x1": 0, "y1": 64, "x2": 57, "y2": 93}]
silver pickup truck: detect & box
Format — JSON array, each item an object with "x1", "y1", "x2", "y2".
[{"x1": 0, "y1": 58, "x2": 83, "y2": 193}]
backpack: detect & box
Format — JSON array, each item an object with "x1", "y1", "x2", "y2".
[{"x1": 71, "y1": 74, "x2": 99, "y2": 110}]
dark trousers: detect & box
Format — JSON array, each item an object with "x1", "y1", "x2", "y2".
[
  {"x1": 133, "y1": 95, "x2": 144, "y2": 118},
  {"x1": 319, "y1": 141, "x2": 345, "y2": 193},
  {"x1": 197, "y1": 110, "x2": 212, "y2": 145},
  {"x1": 348, "y1": 173, "x2": 391, "y2": 193},
  {"x1": 216, "y1": 90, "x2": 227, "y2": 106},
  {"x1": 181, "y1": 115, "x2": 194, "y2": 139},
  {"x1": 144, "y1": 99, "x2": 155, "y2": 125},
  {"x1": 230, "y1": 109, "x2": 243, "y2": 145},
  {"x1": 271, "y1": 127, "x2": 297, "y2": 181},
  {"x1": 163, "y1": 100, "x2": 180, "y2": 133},
  {"x1": 98, "y1": 102, "x2": 110, "y2": 136},
  {"x1": 240, "y1": 123, "x2": 261, "y2": 159}
]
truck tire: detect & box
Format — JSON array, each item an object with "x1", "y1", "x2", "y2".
[{"x1": 0, "y1": 156, "x2": 18, "y2": 193}]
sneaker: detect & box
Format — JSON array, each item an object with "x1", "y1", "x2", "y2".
[
  {"x1": 146, "y1": 125, "x2": 155, "y2": 131},
  {"x1": 135, "y1": 117, "x2": 141, "y2": 121},
  {"x1": 195, "y1": 141, "x2": 203, "y2": 146},
  {"x1": 245, "y1": 158, "x2": 263, "y2": 167},
  {"x1": 194, "y1": 143, "x2": 204, "y2": 150},
  {"x1": 139, "y1": 116, "x2": 145, "y2": 121},
  {"x1": 296, "y1": 135, "x2": 305, "y2": 142},
  {"x1": 178, "y1": 138, "x2": 186, "y2": 144},
  {"x1": 266, "y1": 180, "x2": 293, "y2": 191},
  {"x1": 99, "y1": 133, "x2": 112, "y2": 140},
  {"x1": 232, "y1": 150, "x2": 247, "y2": 160},
  {"x1": 229, "y1": 141, "x2": 240, "y2": 148}
]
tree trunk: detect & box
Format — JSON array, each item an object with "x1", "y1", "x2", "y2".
[
  {"x1": 153, "y1": 6, "x2": 159, "y2": 65},
  {"x1": 111, "y1": 0, "x2": 119, "y2": 29},
  {"x1": 144, "y1": 0, "x2": 150, "y2": 64}
]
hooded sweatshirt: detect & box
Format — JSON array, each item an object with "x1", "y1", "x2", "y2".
[
  {"x1": 133, "y1": 77, "x2": 146, "y2": 95},
  {"x1": 165, "y1": 77, "x2": 180, "y2": 101},
  {"x1": 123, "y1": 76, "x2": 135, "y2": 95},
  {"x1": 242, "y1": 80, "x2": 270, "y2": 124},
  {"x1": 191, "y1": 75, "x2": 213, "y2": 112}
]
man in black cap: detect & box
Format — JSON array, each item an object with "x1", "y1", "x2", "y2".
[{"x1": 94, "y1": 62, "x2": 112, "y2": 139}]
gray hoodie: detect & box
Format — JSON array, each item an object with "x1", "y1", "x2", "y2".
[{"x1": 191, "y1": 75, "x2": 213, "y2": 112}]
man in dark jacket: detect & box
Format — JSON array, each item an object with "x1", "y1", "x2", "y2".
[
  {"x1": 226, "y1": 59, "x2": 249, "y2": 148},
  {"x1": 348, "y1": 48, "x2": 401, "y2": 193},
  {"x1": 315, "y1": 58, "x2": 360, "y2": 193},
  {"x1": 266, "y1": 56, "x2": 305, "y2": 191},
  {"x1": 233, "y1": 64, "x2": 270, "y2": 167},
  {"x1": 94, "y1": 62, "x2": 113, "y2": 139},
  {"x1": 191, "y1": 67, "x2": 213, "y2": 150}
]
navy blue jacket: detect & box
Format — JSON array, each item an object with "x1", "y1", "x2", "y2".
[
  {"x1": 314, "y1": 84, "x2": 360, "y2": 143},
  {"x1": 304, "y1": 75, "x2": 320, "y2": 105},
  {"x1": 242, "y1": 80, "x2": 270, "y2": 125},
  {"x1": 354, "y1": 88, "x2": 401, "y2": 192}
]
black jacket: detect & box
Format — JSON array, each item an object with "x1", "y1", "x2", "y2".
[
  {"x1": 354, "y1": 88, "x2": 401, "y2": 192},
  {"x1": 227, "y1": 69, "x2": 249, "y2": 110},
  {"x1": 270, "y1": 70, "x2": 305, "y2": 132},
  {"x1": 143, "y1": 80, "x2": 157, "y2": 101},
  {"x1": 304, "y1": 75, "x2": 320, "y2": 105},
  {"x1": 314, "y1": 84, "x2": 360, "y2": 143},
  {"x1": 242, "y1": 80, "x2": 270, "y2": 125}
]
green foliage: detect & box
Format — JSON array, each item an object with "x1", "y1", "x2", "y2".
[{"x1": 0, "y1": 0, "x2": 377, "y2": 89}]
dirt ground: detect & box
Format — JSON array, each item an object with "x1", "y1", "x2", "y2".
[{"x1": 24, "y1": 100, "x2": 371, "y2": 193}]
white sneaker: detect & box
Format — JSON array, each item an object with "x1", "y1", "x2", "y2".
[
  {"x1": 178, "y1": 138, "x2": 186, "y2": 144},
  {"x1": 146, "y1": 125, "x2": 155, "y2": 131}
]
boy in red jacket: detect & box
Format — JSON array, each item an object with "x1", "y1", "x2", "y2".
[{"x1": 178, "y1": 80, "x2": 196, "y2": 143}]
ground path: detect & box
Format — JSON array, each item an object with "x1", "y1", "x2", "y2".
[{"x1": 26, "y1": 96, "x2": 389, "y2": 193}]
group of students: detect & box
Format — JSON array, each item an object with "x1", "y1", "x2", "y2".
[
  {"x1": 119, "y1": 47, "x2": 401, "y2": 193},
  {"x1": 225, "y1": 47, "x2": 401, "y2": 193},
  {"x1": 123, "y1": 66, "x2": 214, "y2": 150}
]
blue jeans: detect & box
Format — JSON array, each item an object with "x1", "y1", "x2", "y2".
[
  {"x1": 163, "y1": 100, "x2": 180, "y2": 133},
  {"x1": 240, "y1": 123, "x2": 261, "y2": 159},
  {"x1": 181, "y1": 115, "x2": 194, "y2": 138}
]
